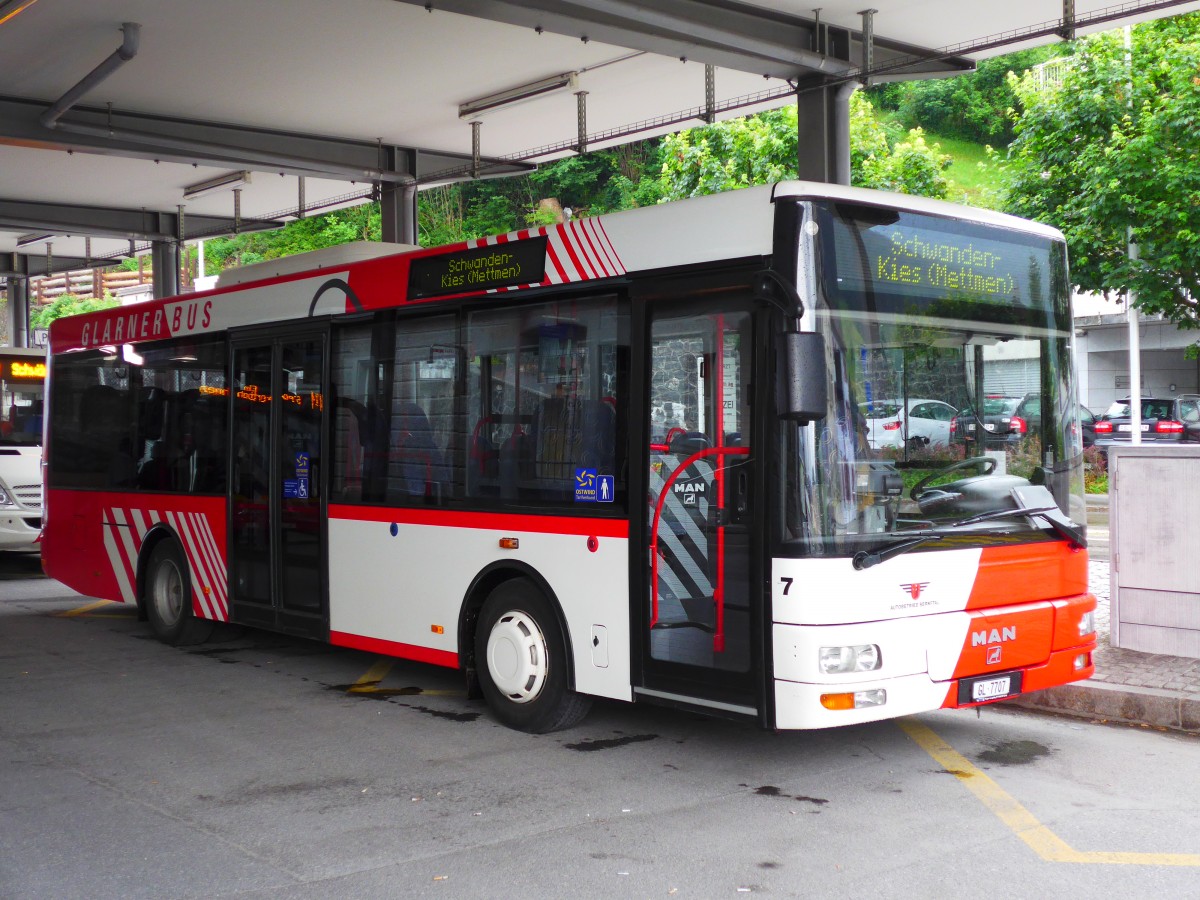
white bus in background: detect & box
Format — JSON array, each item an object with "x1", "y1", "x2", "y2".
[{"x1": 0, "y1": 347, "x2": 45, "y2": 552}]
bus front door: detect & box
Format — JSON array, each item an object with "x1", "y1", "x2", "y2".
[
  {"x1": 228, "y1": 330, "x2": 328, "y2": 638},
  {"x1": 641, "y1": 304, "x2": 760, "y2": 720}
]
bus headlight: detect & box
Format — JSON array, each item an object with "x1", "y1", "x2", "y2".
[
  {"x1": 1078, "y1": 610, "x2": 1095, "y2": 637},
  {"x1": 819, "y1": 644, "x2": 881, "y2": 674},
  {"x1": 0, "y1": 485, "x2": 13, "y2": 508}
]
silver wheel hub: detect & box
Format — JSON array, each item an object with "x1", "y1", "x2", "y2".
[
  {"x1": 152, "y1": 559, "x2": 184, "y2": 626},
  {"x1": 486, "y1": 610, "x2": 548, "y2": 704}
]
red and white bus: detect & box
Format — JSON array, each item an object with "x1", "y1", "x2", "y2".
[{"x1": 42, "y1": 181, "x2": 1097, "y2": 732}]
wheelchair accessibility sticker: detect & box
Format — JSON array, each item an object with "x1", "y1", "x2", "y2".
[{"x1": 575, "y1": 469, "x2": 614, "y2": 503}]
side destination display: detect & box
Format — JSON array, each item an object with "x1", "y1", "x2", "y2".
[{"x1": 409, "y1": 236, "x2": 548, "y2": 299}]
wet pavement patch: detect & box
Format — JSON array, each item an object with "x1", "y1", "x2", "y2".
[
  {"x1": 977, "y1": 739, "x2": 1052, "y2": 766},
  {"x1": 754, "y1": 785, "x2": 829, "y2": 805},
  {"x1": 403, "y1": 703, "x2": 479, "y2": 722},
  {"x1": 564, "y1": 734, "x2": 658, "y2": 751},
  {"x1": 328, "y1": 683, "x2": 428, "y2": 696}
]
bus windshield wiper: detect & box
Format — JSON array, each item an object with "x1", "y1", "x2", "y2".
[{"x1": 852, "y1": 495, "x2": 1084, "y2": 571}]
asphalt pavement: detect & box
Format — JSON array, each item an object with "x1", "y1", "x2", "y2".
[{"x1": 1008, "y1": 494, "x2": 1200, "y2": 733}]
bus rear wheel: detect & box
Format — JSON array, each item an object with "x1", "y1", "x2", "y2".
[
  {"x1": 475, "y1": 578, "x2": 590, "y2": 733},
  {"x1": 145, "y1": 541, "x2": 213, "y2": 646}
]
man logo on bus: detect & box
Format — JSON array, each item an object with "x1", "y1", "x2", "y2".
[
  {"x1": 900, "y1": 582, "x2": 929, "y2": 600},
  {"x1": 972, "y1": 626, "x2": 1017, "y2": 646},
  {"x1": 674, "y1": 479, "x2": 706, "y2": 508}
]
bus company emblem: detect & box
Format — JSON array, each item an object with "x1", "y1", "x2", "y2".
[
  {"x1": 972, "y1": 626, "x2": 1017, "y2": 646},
  {"x1": 900, "y1": 582, "x2": 929, "y2": 600},
  {"x1": 674, "y1": 480, "x2": 706, "y2": 507}
]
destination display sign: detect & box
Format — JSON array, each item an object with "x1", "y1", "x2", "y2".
[
  {"x1": 408, "y1": 236, "x2": 548, "y2": 300},
  {"x1": 819, "y1": 204, "x2": 1059, "y2": 312},
  {"x1": 0, "y1": 355, "x2": 47, "y2": 382}
]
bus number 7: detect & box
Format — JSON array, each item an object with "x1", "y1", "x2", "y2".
[{"x1": 779, "y1": 577, "x2": 794, "y2": 596}]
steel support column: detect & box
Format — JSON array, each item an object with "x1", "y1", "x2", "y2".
[
  {"x1": 378, "y1": 146, "x2": 418, "y2": 246},
  {"x1": 151, "y1": 240, "x2": 178, "y2": 299},
  {"x1": 6, "y1": 276, "x2": 30, "y2": 348},
  {"x1": 796, "y1": 81, "x2": 857, "y2": 185}
]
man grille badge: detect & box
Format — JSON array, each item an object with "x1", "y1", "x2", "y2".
[{"x1": 900, "y1": 582, "x2": 930, "y2": 600}]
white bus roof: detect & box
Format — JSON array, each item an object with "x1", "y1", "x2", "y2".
[{"x1": 772, "y1": 181, "x2": 1065, "y2": 242}]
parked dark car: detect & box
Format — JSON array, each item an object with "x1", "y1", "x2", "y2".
[
  {"x1": 951, "y1": 395, "x2": 1027, "y2": 450},
  {"x1": 1079, "y1": 405, "x2": 1097, "y2": 449},
  {"x1": 1093, "y1": 395, "x2": 1200, "y2": 452}
]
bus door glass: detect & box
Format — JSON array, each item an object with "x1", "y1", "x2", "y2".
[
  {"x1": 229, "y1": 330, "x2": 327, "y2": 635},
  {"x1": 645, "y1": 305, "x2": 756, "y2": 704}
]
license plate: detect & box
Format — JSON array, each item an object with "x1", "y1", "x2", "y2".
[
  {"x1": 1118, "y1": 424, "x2": 1149, "y2": 432},
  {"x1": 957, "y1": 671, "x2": 1023, "y2": 705},
  {"x1": 973, "y1": 676, "x2": 1011, "y2": 701},
  {"x1": 983, "y1": 423, "x2": 996, "y2": 432},
  {"x1": 966, "y1": 423, "x2": 975, "y2": 432}
]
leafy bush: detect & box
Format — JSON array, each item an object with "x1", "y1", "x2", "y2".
[
  {"x1": 1083, "y1": 447, "x2": 1108, "y2": 494},
  {"x1": 30, "y1": 293, "x2": 119, "y2": 329}
]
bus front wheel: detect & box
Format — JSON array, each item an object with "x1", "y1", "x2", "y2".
[
  {"x1": 144, "y1": 541, "x2": 213, "y2": 646},
  {"x1": 475, "y1": 578, "x2": 590, "y2": 733}
]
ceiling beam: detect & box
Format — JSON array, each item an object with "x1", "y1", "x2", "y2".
[
  {"x1": 397, "y1": 0, "x2": 974, "y2": 80},
  {"x1": 0, "y1": 97, "x2": 534, "y2": 183},
  {"x1": 0, "y1": 198, "x2": 283, "y2": 243},
  {"x1": 1, "y1": 250, "x2": 94, "y2": 278}
]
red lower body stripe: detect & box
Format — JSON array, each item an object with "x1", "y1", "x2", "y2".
[{"x1": 329, "y1": 631, "x2": 459, "y2": 669}]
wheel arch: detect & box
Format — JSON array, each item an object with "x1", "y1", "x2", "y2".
[
  {"x1": 135, "y1": 523, "x2": 188, "y2": 619},
  {"x1": 458, "y1": 561, "x2": 578, "y2": 691}
]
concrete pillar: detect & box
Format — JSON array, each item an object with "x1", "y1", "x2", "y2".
[{"x1": 796, "y1": 81, "x2": 858, "y2": 185}]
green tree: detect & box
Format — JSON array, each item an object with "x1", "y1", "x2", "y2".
[
  {"x1": 870, "y1": 47, "x2": 1062, "y2": 145},
  {"x1": 30, "y1": 293, "x2": 119, "y2": 329},
  {"x1": 1002, "y1": 15, "x2": 1200, "y2": 332},
  {"x1": 659, "y1": 93, "x2": 949, "y2": 200}
]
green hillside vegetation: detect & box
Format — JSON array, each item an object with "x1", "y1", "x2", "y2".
[{"x1": 923, "y1": 133, "x2": 1002, "y2": 208}]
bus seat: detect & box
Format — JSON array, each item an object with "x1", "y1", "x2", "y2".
[
  {"x1": 392, "y1": 402, "x2": 445, "y2": 499},
  {"x1": 497, "y1": 425, "x2": 527, "y2": 499},
  {"x1": 535, "y1": 397, "x2": 615, "y2": 482}
]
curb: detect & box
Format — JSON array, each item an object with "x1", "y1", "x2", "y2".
[
  {"x1": 1006, "y1": 681, "x2": 1200, "y2": 734},
  {"x1": 1085, "y1": 493, "x2": 1109, "y2": 509}
]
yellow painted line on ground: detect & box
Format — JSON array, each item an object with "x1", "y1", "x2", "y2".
[
  {"x1": 900, "y1": 718, "x2": 1200, "y2": 866},
  {"x1": 348, "y1": 659, "x2": 394, "y2": 692},
  {"x1": 55, "y1": 599, "x2": 115, "y2": 618},
  {"x1": 346, "y1": 658, "x2": 463, "y2": 697}
]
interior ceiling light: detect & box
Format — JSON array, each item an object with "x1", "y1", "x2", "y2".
[
  {"x1": 459, "y1": 72, "x2": 578, "y2": 119},
  {"x1": 183, "y1": 170, "x2": 251, "y2": 200},
  {"x1": 0, "y1": 0, "x2": 39, "y2": 27}
]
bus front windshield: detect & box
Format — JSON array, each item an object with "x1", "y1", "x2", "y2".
[{"x1": 785, "y1": 201, "x2": 1086, "y2": 555}]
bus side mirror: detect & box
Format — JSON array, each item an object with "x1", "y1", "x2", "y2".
[{"x1": 782, "y1": 332, "x2": 828, "y2": 424}]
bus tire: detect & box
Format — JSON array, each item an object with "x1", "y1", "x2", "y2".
[
  {"x1": 145, "y1": 540, "x2": 213, "y2": 646},
  {"x1": 475, "y1": 578, "x2": 591, "y2": 733}
]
